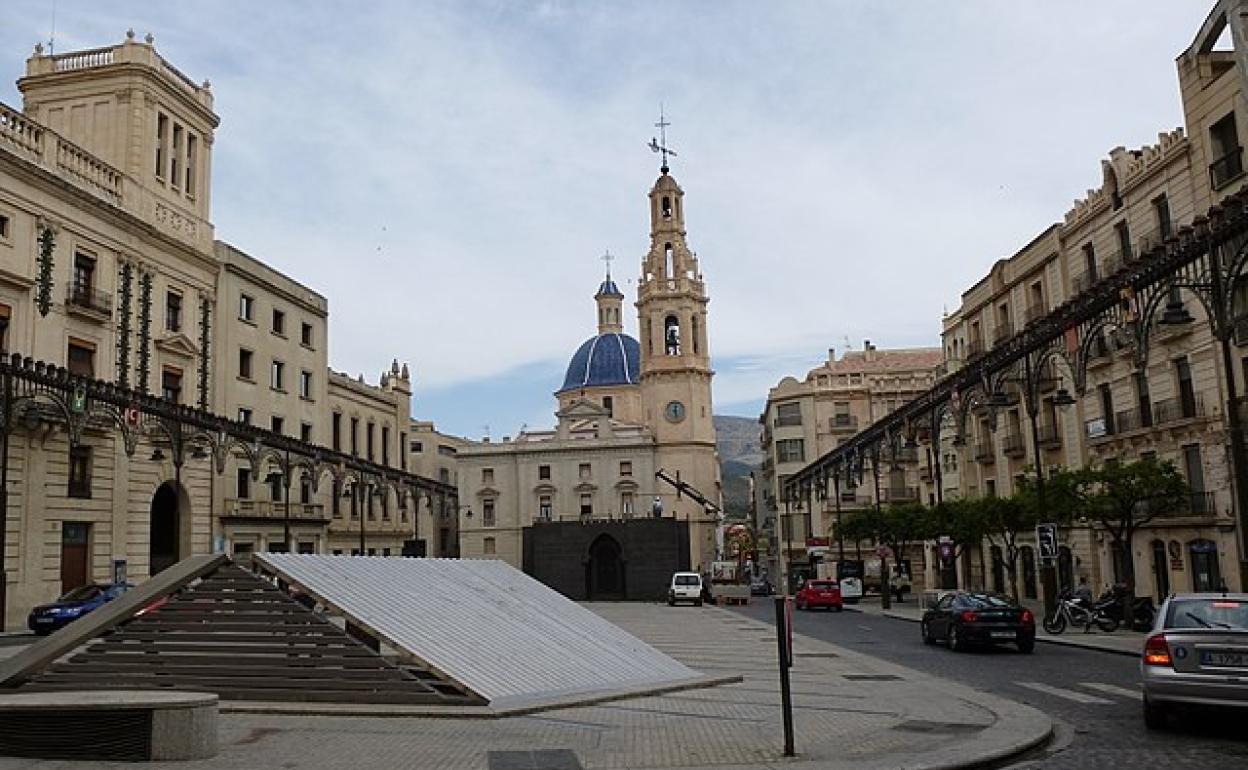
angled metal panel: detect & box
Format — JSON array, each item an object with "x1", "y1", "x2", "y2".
[{"x1": 255, "y1": 554, "x2": 698, "y2": 706}]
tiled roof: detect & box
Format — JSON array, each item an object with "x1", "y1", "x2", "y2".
[{"x1": 810, "y1": 348, "x2": 943, "y2": 378}]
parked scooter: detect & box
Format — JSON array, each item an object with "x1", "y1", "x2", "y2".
[
  {"x1": 1043, "y1": 589, "x2": 1120, "y2": 634},
  {"x1": 1094, "y1": 583, "x2": 1156, "y2": 631}
]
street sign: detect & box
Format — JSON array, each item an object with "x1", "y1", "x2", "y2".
[
  {"x1": 1036, "y1": 523, "x2": 1059, "y2": 563},
  {"x1": 124, "y1": 404, "x2": 142, "y2": 428},
  {"x1": 938, "y1": 537, "x2": 954, "y2": 563}
]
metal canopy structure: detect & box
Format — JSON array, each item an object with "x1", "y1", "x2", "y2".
[
  {"x1": 784, "y1": 187, "x2": 1248, "y2": 557},
  {"x1": 256, "y1": 553, "x2": 705, "y2": 709}
]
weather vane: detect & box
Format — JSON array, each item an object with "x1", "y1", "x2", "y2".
[
  {"x1": 601, "y1": 249, "x2": 615, "y2": 278},
  {"x1": 648, "y1": 104, "x2": 677, "y2": 172}
]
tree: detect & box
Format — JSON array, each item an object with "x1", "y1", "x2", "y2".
[
  {"x1": 929, "y1": 498, "x2": 992, "y2": 589},
  {"x1": 1047, "y1": 457, "x2": 1190, "y2": 625},
  {"x1": 980, "y1": 494, "x2": 1041, "y2": 603}
]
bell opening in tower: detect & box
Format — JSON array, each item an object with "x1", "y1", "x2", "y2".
[{"x1": 665, "y1": 315, "x2": 681, "y2": 355}]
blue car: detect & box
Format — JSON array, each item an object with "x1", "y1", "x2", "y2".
[{"x1": 27, "y1": 583, "x2": 132, "y2": 635}]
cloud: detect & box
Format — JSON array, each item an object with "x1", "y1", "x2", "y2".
[{"x1": 0, "y1": 0, "x2": 1215, "y2": 433}]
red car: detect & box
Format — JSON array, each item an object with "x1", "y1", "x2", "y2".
[{"x1": 796, "y1": 579, "x2": 843, "y2": 611}]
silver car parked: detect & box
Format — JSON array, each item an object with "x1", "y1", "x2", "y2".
[{"x1": 1140, "y1": 592, "x2": 1248, "y2": 729}]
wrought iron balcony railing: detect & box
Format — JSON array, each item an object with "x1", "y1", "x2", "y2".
[
  {"x1": 223, "y1": 499, "x2": 329, "y2": 522},
  {"x1": 1001, "y1": 431, "x2": 1026, "y2": 458},
  {"x1": 829, "y1": 414, "x2": 859, "y2": 432},
  {"x1": 1037, "y1": 421, "x2": 1061, "y2": 449},
  {"x1": 992, "y1": 319, "x2": 1015, "y2": 346},
  {"x1": 972, "y1": 442, "x2": 996, "y2": 463},
  {"x1": 1211, "y1": 147, "x2": 1244, "y2": 190},
  {"x1": 1152, "y1": 394, "x2": 1205, "y2": 425},
  {"x1": 65, "y1": 281, "x2": 112, "y2": 315}
]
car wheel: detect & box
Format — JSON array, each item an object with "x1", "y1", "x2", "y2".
[
  {"x1": 921, "y1": 621, "x2": 935, "y2": 645},
  {"x1": 948, "y1": 623, "x2": 964, "y2": 652},
  {"x1": 796, "y1": 599, "x2": 805, "y2": 611},
  {"x1": 668, "y1": 598, "x2": 676, "y2": 607},
  {"x1": 694, "y1": 599, "x2": 703, "y2": 607},
  {"x1": 1017, "y1": 638, "x2": 1035, "y2": 654},
  {"x1": 833, "y1": 604, "x2": 843, "y2": 613},
  {"x1": 1143, "y1": 697, "x2": 1169, "y2": 730}
]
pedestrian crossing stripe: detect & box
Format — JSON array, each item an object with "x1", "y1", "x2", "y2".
[
  {"x1": 1078, "y1": 682, "x2": 1142, "y2": 700},
  {"x1": 1016, "y1": 681, "x2": 1112, "y2": 704}
]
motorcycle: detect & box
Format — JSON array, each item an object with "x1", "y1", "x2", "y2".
[
  {"x1": 1042, "y1": 589, "x2": 1120, "y2": 634},
  {"x1": 1095, "y1": 584, "x2": 1156, "y2": 631}
]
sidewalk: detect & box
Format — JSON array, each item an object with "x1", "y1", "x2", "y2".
[
  {"x1": 845, "y1": 596, "x2": 1145, "y2": 657},
  {"x1": 0, "y1": 602, "x2": 1052, "y2": 770}
]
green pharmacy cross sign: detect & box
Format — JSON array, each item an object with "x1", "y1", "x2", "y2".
[{"x1": 71, "y1": 385, "x2": 87, "y2": 414}]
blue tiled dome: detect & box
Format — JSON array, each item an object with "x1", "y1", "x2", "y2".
[
  {"x1": 559, "y1": 333, "x2": 641, "y2": 393},
  {"x1": 596, "y1": 277, "x2": 623, "y2": 297}
]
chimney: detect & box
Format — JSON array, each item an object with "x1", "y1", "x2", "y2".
[{"x1": 827, "y1": 347, "x2": 835, "y2": 363}]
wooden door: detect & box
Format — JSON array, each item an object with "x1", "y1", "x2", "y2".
[{"x1": 60, "y1": 522, "x2": 91, "y2": 594}]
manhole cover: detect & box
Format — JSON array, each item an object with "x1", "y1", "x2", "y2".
[
  {"x1": 843, "y1": 673, "x2": 902, "y2": 681},
  {"x1": 488, "y1": 749, "x2": 583, "y2": 770}
]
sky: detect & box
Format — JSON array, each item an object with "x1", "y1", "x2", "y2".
[{"x1": 0, "y1": 1, "x2": 1218, "y2": 440}]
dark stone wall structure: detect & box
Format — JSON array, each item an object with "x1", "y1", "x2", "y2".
[{"x1": 522, "y1": 518, "x2": 690, "y2": 601}]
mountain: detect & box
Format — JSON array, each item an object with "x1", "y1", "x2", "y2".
[{"x1": 715, "y1": 415, "x2": 763, "y2": 518}]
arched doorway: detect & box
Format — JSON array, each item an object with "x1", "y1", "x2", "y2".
[
  {"x1": 150, "y1": 481, "x2": 183, "y2": 576},
  {"x1": 585, "y1": 534, "x2": 626, "y2": 600},
  {"x1": 1189, "y1": 539, "x2": 1222, "y2": 593}
]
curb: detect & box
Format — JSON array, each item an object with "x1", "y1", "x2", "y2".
[{"x1": 845, "y1": 604, "x2": 1142, "y2": 657}]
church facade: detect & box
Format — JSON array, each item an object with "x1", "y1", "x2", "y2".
[{"x1": 457, "y1": 164, "x2": 722, "y2": 595}]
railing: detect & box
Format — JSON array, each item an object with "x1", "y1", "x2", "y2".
[
  {"x1": 1152, "y1": 394, "x2": 1205, "y2": 424},
  {"x1": 1072, "y1": 273, "x2": 1096, "y2": 294},
  {"x1": 919, "y1": 465, "x2": 933, "y2": 483},
  {"x1": 774, "y1": 415, "x2": 802, "y2": 428},
  {"x1": 1037, "y1": 421, "x2": 1061, "y2": 449},
  {"x1": 65, "y1": 282, "x2": 113, "y2": 315},
  {"x1": 992, "y1": 319, "x2": 1015, "y2": 346},
  {"x1": 1102, "y1": 246, "x2": 1133, "y2": 275},
  {"x1": 973, "y1": 442, "x2": 996, "y2": 463},
  {"x1": 223, "y1": 500, "x2": 328, "y2": 522},
  {"x1": 0, "y1": 102, "x2": 44, "y2": 157},
  {"x1": 1114, "y1": 407, "x2": 1142, "y2": 434},
  {"x1": 52, "y1": 47, "x2": 115, "y2": 72},
  {"x1": 1188, "y1": 491, "x2": 1216, "y2": 516},
  {"x1": 1024, "y1": 303, "x2": 1047, "y2": 323},
  {"x1": 1136, "y1": 226, "x2": 1170, "y2": 257},
  {"x1": 883, "y1": 486, "x2": 919, "y2": 503},
  {"x1": 829, "y1": 414, "x2": 858, "y2": 431},
  {"x1": 1211, "y1": 147, "x2": 1244, "y2": 190},
  {"x1": 967, "y1": 338, "x2": 987, "y2": 359},
  {"x1": 56, "y1": 137, "x2": 123, "y2": 203},
  {"x1": 1001, "y1": 431, "x2": 1026, "y2": 457}
]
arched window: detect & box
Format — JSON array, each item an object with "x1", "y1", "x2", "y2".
[
  {"x1": 664, "y1": 315, "x2": 681, "y2": 355},
  {"x1": 645, "y1": 318, "x2": 653, "y2": 355},
  {"x1": 664, "y1": 242, "x2": 674, "y2": 280},
  {"x1": 661, "y1": 196, "x2": 672, "y2": 218},
  {"x1": 692, "y1": 315, "x2": 700, "y2": 355}
]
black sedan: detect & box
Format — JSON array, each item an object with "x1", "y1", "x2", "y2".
[{"x1": 920, "y1": 591, "x2": 1035, "y2": 653}]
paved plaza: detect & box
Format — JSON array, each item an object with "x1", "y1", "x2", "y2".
[{"x1": 0, "y1": 602, "x2": 1049, "y2": 770}]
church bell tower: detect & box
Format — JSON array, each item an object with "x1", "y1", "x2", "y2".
[{"x1": 636, "y1": 121, "x2": 720, "y2": 569}]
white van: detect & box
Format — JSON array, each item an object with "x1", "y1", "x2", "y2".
[{"x1": 668, "y1": 572, "x2": 704, "y2": 606}]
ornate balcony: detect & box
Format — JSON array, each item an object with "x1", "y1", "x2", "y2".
[
  {"x1": 1152, "y1": 394, "x2": 1205, "y2": 425},
  {"x1": 992, "y1": 319, "x2": 1015, "y2": 346},
  {"x1": 1001, "y1": 431, "x2": 1026, "y2": 458},
  {"x1": 222, "y1": 499, "x2": 330, "y2": 524},
  {"x1": 1211, "y1": 147, "x2": 1244, "y2": 190},
  {"x1": 1037, "y1": 421, "x2": 1062, "y2": 450},
  {"x1": 65, "y1": 281, "x2": 112, "y2": 320},
  {"x1": 828, "y1": 414, "x2": 859, "y2": 433},
  {"x1": 973, "y1": 442, "x2": 996, "y2": 464}
]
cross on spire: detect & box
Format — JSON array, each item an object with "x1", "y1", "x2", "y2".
[
  {"x1": 648, "y1": 104, "x2": 677, "y2": 173},
  {"x1": 601, "y1": 249, "x2": 615, "y2": 278}
]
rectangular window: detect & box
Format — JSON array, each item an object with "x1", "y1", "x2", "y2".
[
  {"x1": 619, "y1": 461, "x2": 632, "y2": 477},
  {"x1": 1210, "y1": 112, "x2": 1243, "y2": 189},
  {"x1": 538, "y1": 464, "x2": 550, "y2": 480},
  {"x1": 270, "y1": 415, "x2": 284, "y2": 435},
  {"x1": 382, "y1": 425, "x2": 390, "y2": 466},
  {"x1": 239, "y1": 294, "x2": 254, "y2": 321},
  {"x1": 269, "y1": 469, "x2": 282, "y2": 502},
  {"x1": 399, "y1": 432, "x2": 406, "y2": 470},
  {"x1": 1154, "y1": 194, "x2": 1172, "y2": 239},
  {"x1": 300, "y1": 477, "x2": 311, "y2": 505},
  {"x1": 301, "y1": 322, "x2": 313, "y2": 346},
  {"x1": 299, "y1": 370, "x2": 312, "y2": 398},
  {"x1": 0, "y1": 213, "x2": 8, "y2": 240},
  {"x1": 68, "y1": 445, "x2": 92, "y2": 498},
  {"x1": 270, "y1": 360, "x2": 284, "y2": 390},
  {"x1": 185, "y1": 133, "x2": 197, "y2": 195},
  {"x1": 579, "y1": 463, "x2": 591, "y2": 480},
  {"x1": 350, "y1": 417, "x2": 359, "y2": 455},
  {"x1": 1099, "y1": 383, "x2": 1115, "y2": 434},
  {"x1": 1115, "y1": 220, "x2": 1132, "y2": 260},
  {"x1": 602, "y1": 395, "x2": 614, "y2": 416},
  {"x1": 236, "y1": 467, "x2": 250, "y2": 499},
  {"x1": 301, "y1": 422, "x2": 312, "y2": 443},
  {"x1": 67, "y1": 339, "x2": 95, "y2": 378},
  {"x1": 239, "y1": 348, "x2": 253, "y2": 380},
  {"x1": 538, "y1": 495, "x2": 552, "y2": 520},
  {"x1": 1176, "y1": 357, "x2": 1197, "y2": 417},
  {"x1": 332, "y1": 480, "x2": 342, "y2": 518},
  {"x1": 332, "y1": 413, "x2": 342, "y2": 451},
  {"x1": 775, "y1": 402, "x2": 802, "y2": 426},
  {"x1": 0, "y1": 303, "x2": 10, "y2": 354},
  {"x1": 366, "y1": 422, "x2": 375, "y2": 461},
  {"x1": 155, "y1": 112, "x2": 168, "y2": 178},
  {"x1": 411, "y1": 440, "x2": 424, "y2": 453},
  {"x1": 622, "y1": 492, "x2": 635, "y2": 517},
  {"x1": 171, "y1": 123, "x2": 183, "y2": 187},
  {"x1": 580, "y1": 493, "x2": 593, "y2": 517},
  {"x1": 165, "y1": 291, "x2": 182, "y2": 332},
  {"x1": 73, "y1": 252, "x2": 95, "y2": 294},
  {"x1": 483, "y1": 467, "x2": 494, "y2": 484},
  {"x1": 272, "y1": 309, "x2": 285, "y2": 335},
  {"x1": 238, "y1": 407, "x2": 252, "y2": 425},
  {"x1": 483, "y1": 499, "x2": 495, "y2": 527},
  {"x1": 1083, "y1": 243, "x2": 1097, "y2": 283},
  {"x1": 483, "y1": 537, "x2": 496, "y2": 556},
  {"x1": 777, "y1": 438, "x2": 805, "y2": 463},
  {"x1": 1136, "y1": 371, "x2": 1153, "y2": 428},
  {"x1": 161, "y1": 367, "x2": 182, "y2": 403}
]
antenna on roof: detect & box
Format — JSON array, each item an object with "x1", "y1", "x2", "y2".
[{"x1": 47, "y1": 0, "x2": 57, "y2": 54}]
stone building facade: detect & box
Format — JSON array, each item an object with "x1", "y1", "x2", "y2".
[
  {"x1": 757, "y1": 344, "x2": 943, "y2": 587},
  {"x1": 0, "y1": 34, "x2": 452, "y2": 628},
  {"x1": 457, "y1": 165, "x2": 723, "y2": 580}
]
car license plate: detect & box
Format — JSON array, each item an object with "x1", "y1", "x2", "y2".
[
  {"x1": 990, "y1": 631, "x2": 1016, "y2": 639},
  {"x1": 1200, "y1": 651, "x2": 1248, "y2": 667}
]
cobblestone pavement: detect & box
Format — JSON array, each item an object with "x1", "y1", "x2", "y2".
[
  {"x1": 0, "y1": 602, "x2": 1048, "y2": 770},
  {"x1": 733, "y1": 600, "x2": 1248, "y2": 770}
]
